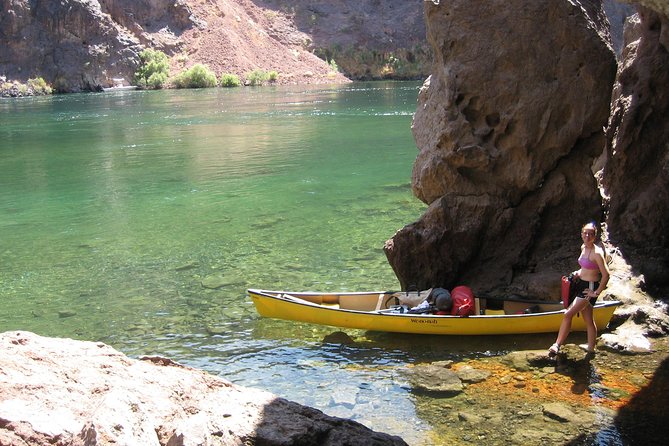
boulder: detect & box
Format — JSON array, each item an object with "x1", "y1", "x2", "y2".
[
  {"x1": 385, "y1": 0, "x2": 616, "y2": 297},
  {"x1": 0, "y1": 331, "x2": 407, "y2": 446},
  {"x1": 542, "y1": 402, "x2": 587, "y2": 424},
  {"x1": 405, "y1": 361, "x2": 463, "y2": 396},
  {"x1": 603, "y1": 3, "x2": 669, "y2": 289},
  {"x1": 499, "y1": 350, "x2": 552, "y2": 372},
  {"x1": 455, "y1": 365, "x2": 491, "y2": 384}
]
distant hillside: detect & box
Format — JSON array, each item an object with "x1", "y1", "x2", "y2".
[{"x1": 0, "y1": 0, "x2": 427, "y2": 92}]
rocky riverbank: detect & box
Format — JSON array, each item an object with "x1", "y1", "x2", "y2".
[
  {"x1": 0, "y1": 76, "x2": 53, "y2": 98},
  {"x1": 399, "y1": 256, "x2": 669, "y2": 445},
  {"x1": 407, "y1": 338, "x2": 668, "y2": 445},
  {"x1": 0, "y1": 331, "x2": 407, "y2": 446}
]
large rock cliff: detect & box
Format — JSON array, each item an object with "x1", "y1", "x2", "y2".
[
  {"x1": 386, "y1": 0, "x2": 668, "y2": 298},
  {"x1": 604, "y1": 2, "x2": 669, "y2": 288},
  {"x1": 385, "y1": 0, "x2": 617, "y2": 298}
]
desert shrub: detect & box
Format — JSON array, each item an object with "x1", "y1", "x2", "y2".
[
  {"x1": 219, "y1": 73, "x2": 241, "y2": 87},
  {"x1": 267, "y1": 71, "x2": 278, "y2": 82},
  {"x1": 134, "y1": 49, "x2": 169, "y2": 89},
  {"x1": 27, "y1": 77, "x2": 53, "y2": 94},
  {"x1": 146, "y1": 72, "x2": 168, "y2": 89},
  {"x1": 328, "y1": 59, "x2": 339, "y2": 73},
  {"x1": 173, "y1": 63, "x2": 217, "y2": 89},
  {"x1": 174, "y1": 53, "x2": 189, "y2": 65},
  {"x1": 245, "y1": 69, "x2": 268, "y2": 86}
]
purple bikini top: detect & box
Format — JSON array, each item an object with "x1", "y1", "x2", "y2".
[{"x1": 578, "y1": 252, "x2": 598, "y2": 270}]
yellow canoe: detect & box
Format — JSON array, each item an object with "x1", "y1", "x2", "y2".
[{"x1": 248, "y1": 289, "x2": 621, "y2": 335}]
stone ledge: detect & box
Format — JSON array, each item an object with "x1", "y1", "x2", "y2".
[{"x1": 0, "y1": 331, "x2": 407, "y2": 446}]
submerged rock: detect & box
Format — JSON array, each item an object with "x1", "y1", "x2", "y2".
[
  {"x1": 0, "y1": 331, "x2": 407, "y2": 446},
  {"x1": 407, "y1": 361, "x2": 464, "y2": 396},
  {"x1": 322, "y1": 331, "x2": 357, "y2": 345},
  {"x1": 201, "y1": 274, "x2": 242, "y2": 289}
]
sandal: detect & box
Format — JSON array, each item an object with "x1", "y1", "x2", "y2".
[{"x1": 548, "y1": 343, "x2": 560, "y2": 357}]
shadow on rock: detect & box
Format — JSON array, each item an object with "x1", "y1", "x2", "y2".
[{"x1": 613, "y1": 355, "x2": 669, "y2": 445}]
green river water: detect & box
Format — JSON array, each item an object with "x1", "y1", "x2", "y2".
[{"x1": 1, "y1": 82, "x2": 639, "y2": 445}]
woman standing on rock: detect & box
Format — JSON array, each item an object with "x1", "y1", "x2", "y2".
[{"x1": 549, "y1": 222, "x2": 610, "y2": 356}]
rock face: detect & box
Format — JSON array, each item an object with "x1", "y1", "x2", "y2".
[
  {"x1": 0, "y1": 0, "x2": 350, "y2": 91},
  {"x1": 0, "y1": 331, "x2": 407, "y2": 446},
  {"x1": 253, "y1": 0, "x2": 429, "y2": 79},
  {"x1": 0, "y1": 0, "x2": 153, "y2": 91},
  {"x1": 0, "y1": 0, "x2": 205, "y2": 91},
  {"x1": 385, "y1": 0, "x2": 617, "y2": 297},
  {"x1": 604, "y1": 4, "x2": 669, "y2": 288},
  {"x1": 604, "y1": 0, "x2": 637, "y2": 56}
]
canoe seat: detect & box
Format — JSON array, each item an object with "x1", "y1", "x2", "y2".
[{"x1": 339, "y1": 295, "x2": 376, "y2": 311}]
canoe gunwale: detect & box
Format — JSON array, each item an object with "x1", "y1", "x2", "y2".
[{"x1": 248, "y1": 288, "x2": 621, "y2": 318}]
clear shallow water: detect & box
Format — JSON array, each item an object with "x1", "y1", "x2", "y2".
[
  {"x1": 0, "y1": 83, "x2": 623, "y2": 445},
  {"x1": 0, "y1": 82, "x2": 442, "y2": 441}
]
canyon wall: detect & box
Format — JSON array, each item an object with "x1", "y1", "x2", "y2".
[
  {"x1": 604, "y1": 2, "x2": 669, "y2": 288},
  {"x1": 386, "y1": 0, "x2": 668, "y2": 297},
  {"x1": 0, "y1": 0, "x2": 194, "y2": 91},
  {"x1": 385, "y1": 0, "x2": 617, "y2": 298}
]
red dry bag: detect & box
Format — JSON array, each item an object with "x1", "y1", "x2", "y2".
[
  {"x1": 450, "y1": 286, "x2": 476, "y2": 316},
  {"x1": 561, "y1": 275, "x2": 571, "y2": 309}
]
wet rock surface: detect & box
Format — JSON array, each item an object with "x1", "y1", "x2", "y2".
[
  {"x1": 408, "y1": 336, "x2": 669, "y2": 445},
  {"x1": 0, "y1": 331, "x2": 407, "y2": 446}
]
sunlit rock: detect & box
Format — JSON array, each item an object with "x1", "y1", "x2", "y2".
[
  {"x1": 455, "y1": 365, "x2": 491, "y2": 384},
  {"x1": 499, "y1": 350, "x2": 552, "y2": 372},
  {"x1": 0, "y1": 331, "x2": 407, "y2": 446},
  {"x1": 542, "y1": 402, "x2": 582, "y2": 423},
  {"x1": 406, "y1": 361, "x2": 463, "y2": 396},
  {"x1": 600, "y1": 319, "x2": 654, "y2": 353},
  {"x1": 603, "y1": 3, "x2": 669, "y2": 288}
]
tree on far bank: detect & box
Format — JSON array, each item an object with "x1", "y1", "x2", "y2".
[{"x1": 134, "y1": 49, "x2": 169, "y2": 89}]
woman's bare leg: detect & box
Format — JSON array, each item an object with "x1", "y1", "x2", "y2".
[
  {"x1": 555, "y1": 297, "x2": 590, "y2": 347},
  {"x1": 581, "y1": 303, "x2": 597, "y2": 351}
]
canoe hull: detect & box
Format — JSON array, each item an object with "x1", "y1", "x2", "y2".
[{"x1": 248, "y1": 289, "x2": 621, "y2": 335}]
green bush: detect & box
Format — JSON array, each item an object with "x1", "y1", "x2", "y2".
[
  {"x1": 245, "y1": 69, "x2": 268, "y2": 86},
  {"x1": 134, "y1": 49, "x2": 169, "y2": 89},
  {"x1": 267, "y1": 71, "x2": 278, "y2": 83},
  {"x1": 27, "y1": 77, "x2": 53, "y2": 95},
  {"x1": 219, "y1": 73, "x2": 241, "y2": 88},
  {"x1": 173, "y1": 63, "x2": 217, "y2": 89},
  {"x1": 328, "y1": 59, "x2": 339, "y2": 73}
]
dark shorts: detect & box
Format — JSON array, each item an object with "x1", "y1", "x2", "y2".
[{"x1": 570, "y1": 278, "x2": 600, "y2": 306}]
